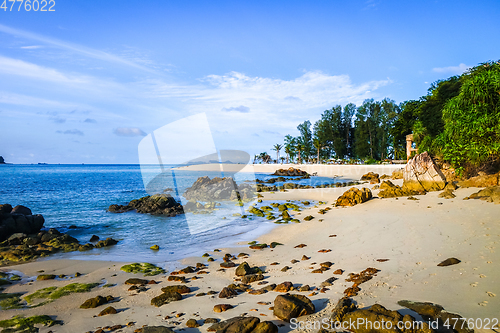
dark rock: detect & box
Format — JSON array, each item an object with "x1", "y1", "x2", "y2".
[
  {"x1": 220, "y1": 261, "x2": 236, "y2": 268},
  {"x1": 335, "y1": 187, "x2": 372, "y2": 207},
  {"x1": 330, "y1": 297, "x2": 357, "y2": 322},
  {"x1": 236, "y1": 262, "x2": 261, "y2": 276},
  {"x1": 151, "y1": 291, "x2": 182, "y2": 307},
  {"x1": 167, "y1": 276, "x2": 186, "y2": 283},
  {"x1": 274, "y1": 281, "x2": 293, "y2": 293},
  {"x1": 272, "y1": 168, "x2": 309, "y2": 177},
  {"x1": 437, "y1": 258, "x2": 461, "y2": 267},
  {"x1": 89, "y1": 235, "x2": 100, "y2": 242},
  {"x1": 204, "y1": 318, "x2": 219, "y2": 324},
  {"x1": 249, "y1": 243, "x2": 267, "y2": 250},
  {"x1": 438, "y1": 189, "x2": 456, "y2": 199},
  {"x1": 458, "y1": 172, "x2": 499, "y2": 188},
  {"x1": 465, "y1": 186, "x2": 500, "y2": 203},
  {"x1": 213, "y1": 303, "x2": 234, "y2": 313},
  {"x1": 37, "y1": 274, "x2": 56, "y2": 280},
  {"x1": 273, "y1": 294, "x2": 315, "y2": 322},
  {"x1": 80, "y1": 295, "x2": 114, "y2": 309},
  {"x1": 253, "y1": 321, "x2": 279, "y2": 333},
  {"x1": 241, "y1": 273, "x2": 264, "y2": 284},
  {"x1": 219, "y1": 286, "x2": 239, "y2": 298},
  {"x1": 142, "y1": 327, "x2": 175, "y2": 333},
  {"x1": 183, "y1": 176, "x2": 255, "y2": 202},
  {"x1": 108, "y1": 194, "x2": 184, "y2": 216},
  {"x1": 207, "y1": 316, "x2": 259, "y2": 332},
  {"x1": 95, "y1": 238, "x2": 118, "y2": 248},
  {"x1": 161, "y1": 285, "x2": 191, "y2": 294},
  {"x1": 11, "y1": 205, "x2": 32, "y2": 216},
  {"x1": 186, "y1": 318, "x2": 200, "y2": 328},
  {"x1": 125, "y1": 278, "x2": 149, "y2": 285},
  {"x1": 397, "y1": 300, "x2": 444, "y2": 321},
  {"x1": 98, "y1": 306, "x2": 117, "y2": 316}
]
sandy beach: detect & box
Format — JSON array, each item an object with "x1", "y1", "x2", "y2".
[{"x1": 1, "y1": 164, "x2": 498, "y2": 333}]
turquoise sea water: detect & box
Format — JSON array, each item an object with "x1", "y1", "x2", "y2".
[{"x1": 0, "y1": 164, "x2": 336, "y2": 265}]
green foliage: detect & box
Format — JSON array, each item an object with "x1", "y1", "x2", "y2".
[
  {"x1": 24, "y1": 283, "x2": 99, "y2": 305},
  {"x1": 440, "y1": 61, "x2": 500, "y2": 175},
  {"x1": 120, "y1": 262, "x2": 165, "y2": 276},
  {"x1": 0, "y1": 315, "x2": 62, "y2": 331}
]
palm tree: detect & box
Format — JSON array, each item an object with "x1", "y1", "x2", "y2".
[
  {"x1": 312, "y1": 139, "x2": 327, "y2": 164},
  {"x1": 280, "y1": 157, "x2": 285, "y2": 164},
  {"x1": 272, "y1": 144, "x2": 283, "y2": 164},
  {"x1": 284, "y1": 135, "x2": 296, "y2": 164},
  {"x1": 259, "y1": 152, "x2": 271, "y2": 164}
]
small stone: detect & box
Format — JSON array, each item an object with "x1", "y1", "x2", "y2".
[{"x1": 98, "y1": 306, "x2": 117, "y2": 316}]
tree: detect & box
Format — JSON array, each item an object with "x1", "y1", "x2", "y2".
[
  {"x1": 438, "y1": 60, "x2": 500, "y2": 176},
  {"x1": 390, "y1": 100, "x2": 421, "y2": 159},
  {"x1": 342, "y1": 103, "x2": 356, "y2": 157},
  {"x1": 297, "y1": 121, "x2": 313, "y2": 160},
  {"x1": 272, "y1": 144, "x2": 283, "y2": 164},
  {"x1": 258, "y1": 152, "x2": 271, "y2": 164},
  {"x1": 284, "y1": 135, "x2": 296, "y2": 163},
  {"x1": 312, "y1": 138, "x2": 327, "y2": 164},
  {"x1": 295, "y1": 142, "x2": 304, "y2": 164}
]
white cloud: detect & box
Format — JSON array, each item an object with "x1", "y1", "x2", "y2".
[
  {"x1": 432, "y1": 63, "x2": 469, "y2": 75},
  {"x1": 114, "y1": 127, "x2": 147, "y2": 137},
  {"x1": 0, "y1": 23, "x2": 153, "y2": 73},
  {"x1": 56, "y1": 129, "x2": 84, "y2": 136},
  {"x1": 20, "y1": 45, "x2": 43, "y2": 49},
  {"x1": 222, "y1": 105, "x2": 250, "y2": 113}
]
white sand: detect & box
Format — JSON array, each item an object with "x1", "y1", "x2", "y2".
[{"x1": 1, "y1": 165, "x2": 498, "y2": 333}]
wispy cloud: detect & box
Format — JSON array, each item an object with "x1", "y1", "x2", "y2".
[
  {"x1": 222, "y1": 105, "x2": 250, "y2": 113},
  {"x1": 56, "y1": 129, "x2": 84, "y2": 136},
  {"x1": 50, "y1": 117, "x2": 66, "y2": 124},
  {"x1": 113, "y1": 127, "x2": 146, "y2": 137},
  {"x1": 0, "y1": 23, "x2": 154, "y2": 73},
  {"x1": 0, "y1": 91, "x2": 78, "y2": 108},
  {"x1": 83, "y1": 118, "x2": 97, "y2": 123},
  {"x1": 432, "y1": 63, "x2": 469, "y2": 75},
  {"x1": 20, "y1": 45, "x2": 43, "y2": 49}
]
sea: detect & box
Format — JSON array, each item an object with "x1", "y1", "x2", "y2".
[{"x1": 0, "y1": 164, "x2": 338, "y2": 267}]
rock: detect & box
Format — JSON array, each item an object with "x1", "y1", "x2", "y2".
[
  {"x1": 183, "y1": 176, "x2": 255, "y2": 202},
  {"x1": 219, "y1": 287, "x2": 239, "y2": 298},
  {"x1": 125, "y1": 278, "x2": 149, "y2": 285},
  {"x1": 438, "y1": 189, "x2": 456, "y2": 199},
  {"x1": 378, "y1": 180, "x2": 423, "y2": 198},
  {"x1": 335, "y1": 187, "x2": 372, "y2": 207},
  {"x1": 214, "y1": 304, "x2": 234, "y2": 313},
  {"x1": 80, "y1": 295, "x2": 114, "y2": 309},
  {"x1": 204, "y1": 318, "x2": 219, "y2": 324},
  {"x1": 150, "y1": 244, "x2": 160, "y2": 250},
  {"x1": 299, "y1": 285, "x2": 310, "y2": 291},
  {"x1": 108, "y1": 194, "x2": 184, "y2": 216},
  {"x1": 95, "y1": 238, "x2": 118, "y2": 248},
  {"x1": 272, "y1": 168, "x2": 309, "y2": 177},
  {"x1": 89, "y1": 235, "x2": 99, "y2": 242},
  {"x1": 458, "y1": 172, "x2": 499, "y2": 188},
  {"x1": 361, "y1": 172, "x2": 380, "y2": 184},
  {"x1": 235, "y1": 262, "x2": 261, "y2": 276},
  {"x1": 142, "y1": 327, "x2": 175, "y2": 333},
  {"x1": 37, "y1": 274, "x2": 56, "y2": 280},
  {"x1": 404, "y1": 152, "x2": 447, "y2": 192},
  {"x1": 186, "y1": 319, "x2": 199, "y2": 328},
  {"x1": 333, "y1": 269, "x2": 343, "y2": 275},
  {"x1": 465, "y1": 186, "x2": 500, "y2": 203},
  {"x1": 220, "y1": 262, "x2": 236, "y2": 268},
  {"x1": 11, "y1": 205, "x2": 32, "y2": 215},
  {"x1": 249, "y1": 243, "x2": 267, "y2": 250},
  {"x1": 167, "y1": 276, "x2": 186, "y2": 283},
  {"x1": 320, "y1": 261, "x2": 333, "y2": 268},
  {"x1": 151, "y1": 291, "x2": 182, "y2": 307},
  {"x1": 281, "y1": 266, "x2": 291, "y2": 272},
  {"x1": 392, "y1": 168, "x2": 404, "y2": 179},
  {"x1": 273, "y1": 294, "x2": 315, "y2": 322},
  {"x1": 241, "y1": 273, "x2": 264, "y2": 284},
  {"x1": 437, "y1": 258, "x2": 461, "y2": 267},
  {"x1": 330, "y1": 297, "x2": 357, "y2": 322},
  {"x1": 161, "y1": 285, "x2": 191, "y2": 294},
  {"x1": 340, "y1": 303, "x2": 434, "y2": 333},
  {"x1": 98, "y1": 306, "x2": 117, "y2": 316},
  {"x1": 320, "y1": 277, "x2": 337, "y2": 287},
  {"x1": 274, "y1": 281, "x2": 293, "y2": 293},
  {"x1": 397, "y1": 300, "x2": 444, "y2": 321},
  {"x1": 207, "y1": 316, "x2": 259, "y2": 332},
  {"x1": 253, "y1": 321, "x2": 279, "y2": 333}
]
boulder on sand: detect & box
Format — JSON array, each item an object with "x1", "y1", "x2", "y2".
[
  {"x1": 273, "y1": 294, "x2": 315, "y2": 322},
  {"x1": 272, "y1": 168, "x2": 309, "y2": 177},
  {"x1": 360, "y1": 172, "x2": 380, "y2": 184},
  {"x1": 335, "y1": 188, "x2": 372, "y2": 207},
  {"x1": 404, "y1": 152, "x2": 446, "y2": 192}
]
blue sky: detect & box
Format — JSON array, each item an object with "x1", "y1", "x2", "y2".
[{"x1": 1, "y1": 0, "x2": 499, "y2": 164}]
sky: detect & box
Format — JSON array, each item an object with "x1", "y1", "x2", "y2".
[{"x1": 1, "y1": 0, "x2": 499, "y2": 164}]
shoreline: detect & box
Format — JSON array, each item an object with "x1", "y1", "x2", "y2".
[{"x1": 1, "y1": 164, "x2": 498, "y2": 333}]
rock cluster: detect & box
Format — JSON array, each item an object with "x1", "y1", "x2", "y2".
[
  {"x1": 272, "y1": 168, "x2": 309, "y2": 177},
  {"x1": 377, "y1": 180, "x2": 423, "y2": 198},
  {"x1": 0, "y1": 204, "x2": 44, "y2": 241},
  {"x1": 464, "y1": 186, "x2": 500, "y2": 203},
  {"x1": 207, "y1": 316, "x2": 278, "y2": 333},
  {"x1": 457, "y1": 172, "x2": 500, "y2": 188},
  {"x1": 108, "y1": 194, "x2": 184, "y2": 216},
  {"x1": 183, "y1": 176, "x2": 255, "y2": 201},
  {"x1": 335, "y1": 188, "x2": 372, "y2": 207}
]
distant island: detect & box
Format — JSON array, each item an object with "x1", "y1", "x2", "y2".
[{"x1": 0, "y1": 156, "x2": 5, "y2": 164}]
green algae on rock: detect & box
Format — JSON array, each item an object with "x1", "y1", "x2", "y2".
[
  {"x1": 0, "y1": 315, "x2": 62, "y2": 331},
  {"x1": 120, "y1": 263, "x2": 165, "y2": 276},
  {"x1": 24, "y1": 283, "x2": 99, "y2": 305}
]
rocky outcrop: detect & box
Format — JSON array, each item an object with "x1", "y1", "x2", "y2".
[
  {"x1": 404, "y1": 152, "x2": 447, "y2": 192},
  {"x1": 0, "y1": 156, "x2": 5, "y2": 164},
  {"x1": 273, "y1": 294, "x2": 315, "y2": 322},
  {"x1": 464, "y1": 186, "x2": 500, "y2": 203},
  {"x1": 361, "y1": 172, "x2": 380, "y2": 184},
  {"x1": 150, "y1": 291, "x2": 182, "y2": 307},
  {"x1": 0, "y1": 204, "x2": 45, "y2": 241},
  {"x1": 378, "y1": 180, "x2": 423, "y2": 198},
  {"x1": 108, "y1": 194, "x2": 184, "y2": 216},
  {"x1": 80, "y1": 295, "x2": 114, "y2": 309},
  {"x1": 272, "y1": 168, "x2": 309, "y2": 177},
  {"x1": 183, "y1": 176, "x2": 255, "y2": 201},
  {"x1": 457, "y1": 172, "x2": 499, "y2": 188},
  {"x1": 207, "y1": 316, "x2": 278, "y2": 333},
  {"x1": 235, "y1": 262, "x2": 262, "y2": 276},
  {"x1": 335, "y1": 188, "x2": 372, "y2": 207}
]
